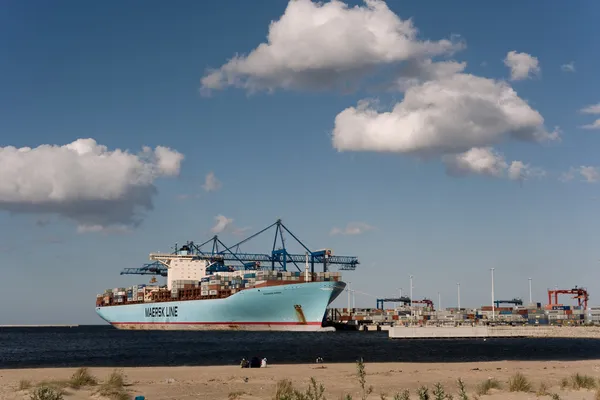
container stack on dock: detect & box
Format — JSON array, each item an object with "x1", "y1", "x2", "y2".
[
  {"x1": 545, "y1": 304, "x2": 585, "y2": 324},
  {"x1": 527, "y1": 303, "x2": 547, "y2": 325},
  {"x1": 586, "y1": 307, "x2": 600, "y2": 323},
  {"x1": 328, "y1": 299, "x2": 597, "y2": 329}
]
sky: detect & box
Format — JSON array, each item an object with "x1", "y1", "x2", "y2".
[{"x1": 1, "y1": 0, "x2": 600, "y2": 324}]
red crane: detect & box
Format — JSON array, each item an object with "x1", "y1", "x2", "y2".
[
  {"x1": 547, "y1": 286, "x2": 589, "y2": 309},
  {"x1": 412, "y1": 298, "x2": 435, "y2": 311}
]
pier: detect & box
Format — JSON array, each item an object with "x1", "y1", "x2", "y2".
[{"x1": 388, "y1": 325, "x2": 600, "y2": 339}]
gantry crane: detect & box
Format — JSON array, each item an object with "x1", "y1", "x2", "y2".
[
  {"x1": 375, "y1": 297, "x2": 435, "y2": 310},
  {"x1": 120, "y1": 219, "x2": 359, "y2": 277},
  {"x1": 547, "y1": 286, "x2": 589, "y2": 309},
  {"x1": 412, "y1": 298, "x2": 435, "y2": 310},
  {"x1": 494, "y1": 298, "x2": 523, "y2": 308},
  {"x1": 376, "y1": 296, "x2": 412, "y2": 310}
]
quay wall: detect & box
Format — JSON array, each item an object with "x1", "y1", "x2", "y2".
[{"x1": 389, "y1": 326, "x2": 600, "y2": 339}]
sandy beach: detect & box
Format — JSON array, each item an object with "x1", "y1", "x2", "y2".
[{"x1": 3, "y1": 360, "x2": 600, "y2": 399}]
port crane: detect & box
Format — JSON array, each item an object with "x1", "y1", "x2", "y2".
[
  {"x1": 547, "y1": 286, "x2": 589, "y2": 309},
  {"x1": 375, "y1": 297, "x2": 435, "y2": 311},
  {"x1": 376, "y1": 297, "x2": 412, "y2": 310},
  {"x1": 412, "y1": 298, "x2": 435, "y2": 310},
  {"x1": 120, "y1": 219, "x2": 359, "y2": 277},
  {"x1": 494, "y1": 298, "x2": 523, "y2": 308}
]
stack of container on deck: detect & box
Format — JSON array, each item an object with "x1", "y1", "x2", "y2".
[
  {"x1": 97, "y1": 284, "x2": 158, "y2": 306},
  {"x1": 97, "y1": 269, "x2": 342, "y2": 305}
]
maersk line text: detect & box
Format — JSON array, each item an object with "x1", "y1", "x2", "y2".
[{"x1": 145, "y1": 306, "x2": 178, "y2": 318}]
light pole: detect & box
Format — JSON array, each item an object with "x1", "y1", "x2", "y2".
[
  {"x1": 491, "y1": 268, "x2": 496, "y2": 321},
  {"x1": 457, "y1": 282, "x2": 461, "y2": 310},
  {"x1": 410, "y1": 275, "x2": 414, "y2": 322},
  {"x1": 528, "y1": 278, "x2": 532, "y2": 304},
  {"x1": 348, "y1": 282, "x2": 351, "y2": 310},
  {"x1": 399, "y1": 288, "x2": 403, "y2": 298}
]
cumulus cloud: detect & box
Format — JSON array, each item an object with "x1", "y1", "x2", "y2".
[
  {"x1": 581, "y1": 103, "x2": 600, "y2": 115},
  {"x1": 582, "y1": 120, "x2": 600, "y2": 130},
  {"x1": 443, "y1": 147, "x2": 507, "y2": 178},
  {"x1": 199, "y1": 0, "x2": 557, "y2": 183},
  {"x1": 201, "y1": 0, "x2": 463, "y2": 93},
  {"x1": 0, "y1": 138, "x2": 184, "y2": 231},
  {"x1": 332, "y1": 73, "x2": 559, "y2": 158},
  {"x1": 504, "y1": 51, "x2": 540, "y2": 81},
  {"x1": 561, "y1": 62, "x2": 575, "y2": 72},
  {"x1": 580, "y1": 166, "x2": 600, "y2": 183},
  {"x1": 330, "y1": 222, "x2": 375, "y2": 236},
  {"x1": 560, "y1": 166, "x2": 600, "y2": 183},
  {"x1": 211, "y1": 214, "x2": 234, "y2": 234},
  {"x1": 443, "y1": 147, "x2": 543, "y2": 181},
  {"x1": 202, "y1": 171, "x2": 222, "y2": 192},
  {"x1": 507, "y1": 160, "x2": 545, "y2": 181},
  {"x1": 579, "y1": 103, "x2": 600, "y2": 129},
  {"x1": 395, "y1": 58, "x2": 467, "y2": 91}
]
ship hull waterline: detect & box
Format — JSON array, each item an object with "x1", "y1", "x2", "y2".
[{"x1": 96, "y1": 281, "x2": 345, "y2": 332}]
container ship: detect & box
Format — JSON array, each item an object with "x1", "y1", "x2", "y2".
[{"x1": 95, "y1": 220, "x2": 359, "y2": 331}]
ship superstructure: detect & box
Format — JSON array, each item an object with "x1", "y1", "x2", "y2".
[{"x1": 95, "y1": 220, "x2": 359, "y2": 331}]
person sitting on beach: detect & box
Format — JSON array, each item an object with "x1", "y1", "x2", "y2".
[
  {"x1": 250, "y1": 356, "x2": 261, "y2": 368},
  {"x1": 240, "y1": 358, "x2": 249, "y2": 368},
  {"x1": 260, "y1": 358, "x2": 267, "y2": 368}
]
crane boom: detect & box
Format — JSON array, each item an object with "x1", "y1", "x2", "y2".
[{"x1": 120, "y1": 219, "x2": 359, "y2": 277}]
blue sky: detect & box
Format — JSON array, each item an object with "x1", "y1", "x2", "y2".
[{"x1": 1, "y1": 0, "x2": 600, "y2": 324}]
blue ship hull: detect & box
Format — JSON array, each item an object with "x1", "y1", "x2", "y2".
[{"x1": 96, "y1": 280, "x2": 345, "y2": 331}]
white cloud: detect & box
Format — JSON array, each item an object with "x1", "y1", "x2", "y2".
[
  {"x1": 581, "y1": 103, "x2": 600, "y2": 115},
  {"x1": 395, "y1": 59, "x2": 466, "y2": 91},
  {"x1": 443, "y1": 147, "x2": 543, "y2": 181},
  {"x1": 443, "y1": 147, "x2": 507, "y2": 178},
  {"x1": 561, "y1": 62, "x2": 575, "y2": 72},
  {"x1": 211, "y1": 214, "x2": 234, "y2": 234},
  {"x1": 559, "y1": 170, "x2": 575, "y2": 182},
  {"x1": 232, "y1": 226, "x2": 252, "y2": 236},
  {"x1": 201, "y1": 0, "x2": 463, "y2": 93},
  {"x1": 0, "y1": 138, "x2": 184, "y2": 231},
  {"x1": 77, "y1": 224, "x2": 132, "y2": 235},
  {"x1": 152, "y1": 146, "x2": 184, "y2": 176},
  {"x1": 580, "y1": 166, "x2": 600, "y2": 183},
  {"x1": 579, "y1": 103, "x2": 600, "y2": 129},
  {"x1": 504, "y1": 51, "x2": 540, "y2": 81},
  {"x1": 582, "y1": 119, "x2": 600, "y2": 130},
  {"x1": 561, "y1": 166, "x2": 600, "y2": 183},
  {"x1": 330, "y1": 222, "x2": 375, "y2": 236},
  {"x1": 202, "y1": 171, "x2": 222, "y2": 192},
  {"x1": 332, "y1": 73, "x2": 559, "y2": 158},
  {"x1": 507, "y1": 160, "x2": 545, "y2": 181}
]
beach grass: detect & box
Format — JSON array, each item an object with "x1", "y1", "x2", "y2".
[
  {"x1": 567, "y1": 373, "x2": 596, "y2": 390},
  {"x1": 68, "y1": 367, "x2": 98, "y2": 389},
  {"x1": 29, "y1": 386, "x2": 64, "y2": 400},
  {"x1": 18, "y1": 379, "x2": 32, "y2": 391},
  {"x1": 95, "y1": 369, "x2": 131, "y2": 400},
  {"x1": 508, "y1": 372, "x2": 531, "y2": 392},
  {"x1": 475, "y1": 378, "x2": 501, "y2": 395}
]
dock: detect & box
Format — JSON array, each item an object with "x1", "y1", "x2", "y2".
[
  {"x1": 388, "y1": 326, "x2": 579, "y2": 339},
  {"x1": 0, "y1": 325, "x2": 80, "y2": 328}
]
